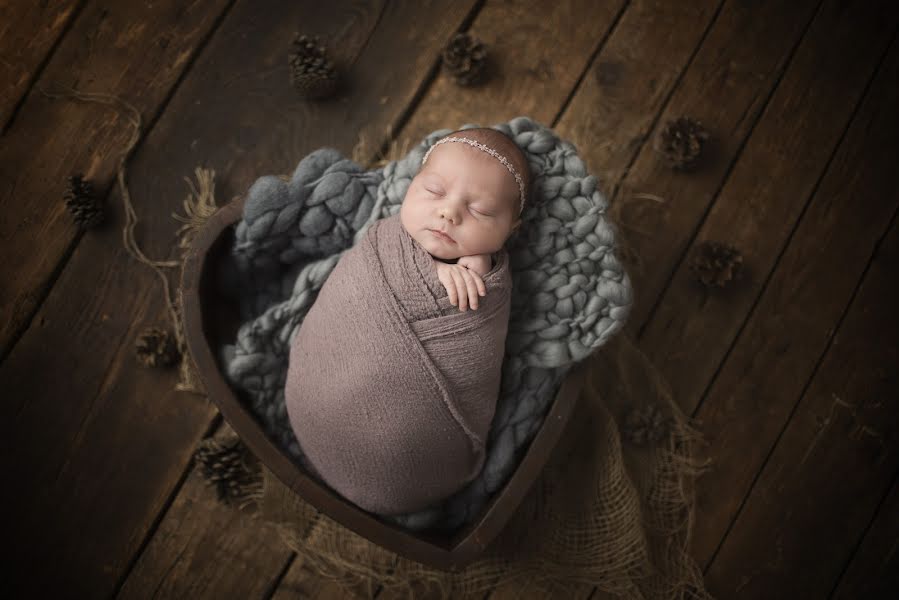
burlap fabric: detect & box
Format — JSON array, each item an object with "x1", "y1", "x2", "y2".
[{"x1": 249, "y1": 332, "x2": 711, "y2": 599}]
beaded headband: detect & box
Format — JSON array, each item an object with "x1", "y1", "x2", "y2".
[{"x1": 421, "y1": 135, "x2": 527, "y2": 215}]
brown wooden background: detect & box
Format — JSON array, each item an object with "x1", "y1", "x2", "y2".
[{"x1": 2, "y1": 0, "x2": 897, "y2": 598}]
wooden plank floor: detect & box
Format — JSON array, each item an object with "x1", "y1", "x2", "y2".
[{"x1": 2, "y1": 1, "x2": 897, "y2": 598}]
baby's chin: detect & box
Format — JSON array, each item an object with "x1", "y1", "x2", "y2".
[
  {"x1": 416, "y1": 233, "x2": 464, "y2": 260},
  {"x1": 399, "y1": 222, "x2": 457, "y2": 257}
]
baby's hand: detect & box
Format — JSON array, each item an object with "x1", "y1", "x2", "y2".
[
  {"x1": 435, "y1": 261, "x2": 486, "y2": 311},
  {"x1": 456, "y1": 254, "x2": 492, "y2": 276}
]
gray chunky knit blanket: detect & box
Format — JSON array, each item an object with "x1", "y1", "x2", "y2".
[{"x1": 220, "y1": 116, "x2": 633, "y2": 532}]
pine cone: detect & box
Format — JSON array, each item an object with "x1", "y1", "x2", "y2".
[
  {"x1": 194, "y1": 434, "x2": 262, "y2": 506},
  {"x1": 689, "y1": 241, "x2": 744, "y2": 288},
  {"x1": 442, "y1": 32, "x2": 488, "y2": 86},
  {"x1": 653, "y1": 117, "x2": 709, "y2": 170},
  {"x1": 135, "y1": 327, "x2": 179, "y2": 368},
  {"x1": 288, "y1": 34, "x2": 339, "y2": 99},
  {"x1": 623, "y1": 404, "x2": 669, "y2": 446},
  {"x1": 64, "y1": 174, "x2": 104, "y2": 229}
]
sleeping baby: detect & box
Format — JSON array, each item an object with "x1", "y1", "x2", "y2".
[
  {"x1": 285, "y1": 128, "x2": 532, "y2": 515},
  {"x1": 401, "y1": 128, "x2": 528, "y2": 311}
]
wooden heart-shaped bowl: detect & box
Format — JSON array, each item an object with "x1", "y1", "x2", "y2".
[{"x1": 180, "y1": 195, "x2": 588, "y2": 571}]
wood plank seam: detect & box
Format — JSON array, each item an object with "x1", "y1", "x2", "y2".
[
  {"x1": 1, "y1": 0, "x2": 88, "y2": 135},
  {"x1": 700, "y1": 198, "x2": 899, "y2": 575},
  {"x1": 602, "y1": 0, "x2": 729, "y2": 203},
  {"x1": 261, "y1": 553, "x2": 299, "y2": 600},
  {"x1": 367, "y1": 0, "x2": 489, "y2": 168},
  {"x1": 633, "y1": 0, "x2": 827, "y2": 341},
  {"x1": 701, "y1": 181, "x2": 899, "y2": 595},
  {"x1": 150, "y1": 543, "x2": 191, "y2": 600},
  {"x1": 2, "y1": 230, "x2": 79, "y2": 367},
  {"x1": 11, "y1": 269, "x2": 152, "y2": 421},
  {"x1": 626, "y1": 0, "x2": 899, "y2": 580},
  {"x1": 684, "y1": 18, "x2": 899, "y2": 424},
  {"x1": 347, "y1": 0, "x2": 390, "y2": 68},
  {"x1": 49, "y1": 300, "x2": 151, "y2": 484},
  {"x1": 109, "y1": 413, "x2": 222, "y2": 598},
  {"x1": 689, "y1": 22, "x2": 899, "y2": 571},
  {"x1": 827, "y1": 468, "x2": 899, "y2": 598},
  {"x1": 547, "y1": 0, "x2": 633, "y2": 128},
  {"x1": 0, "y1": 0, "x2": 240, "y2": 369},
  {"x1": 685, "y1": 19, "x2": 899, "y2": 423}
]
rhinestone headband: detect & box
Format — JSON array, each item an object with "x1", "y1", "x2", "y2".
[{"x1": 421, "y1": 135, "x2": 526, "y2": 215}]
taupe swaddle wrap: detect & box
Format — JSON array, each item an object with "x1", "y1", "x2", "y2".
[{"x1": 285, "y1": 213, "x2": 513, "y2": 515}]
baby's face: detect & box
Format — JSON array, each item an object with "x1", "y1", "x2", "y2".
[{"x1": 400, "y1": 142, "x2": 521, "y2": 260}]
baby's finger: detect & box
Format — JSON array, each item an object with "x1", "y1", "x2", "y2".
[
  {"x1": 473, "y1": 271, "x2": 486, "y2": 297},
  {"x1": 449, "y1": 269, "x2": 469, "y2": 311},
  {"x1": 448, "y1": 269, "x2": 465, "y2": 310},
  {"x1": 461, "y1": 270, "x2": 479, "y2": 310},
  {"x1": 440, "y1": 270, "x2": 458, "y2": 306}
]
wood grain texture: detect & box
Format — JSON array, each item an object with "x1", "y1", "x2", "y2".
[
  {"x1": 274, "y1": 555, "x2": 379, "y2": 600},
  {"x1": 117, "y1": 429, "x2": 289, "y2": 599},
  {"x1": 0, "y1": 0, "x2": 232, "y2": 360},
  {"x1": 638, "y1": 0, "x2": 898, "y2": 413},
  {"x1": 831, "y1": 476, "x2": 899, "y2": 599},
  {"x1": 393, "y1": 0, "x2": 625, "y2": 151},
  {"x1": 1, "y1": 0, "x2": 474, "y2": 596},
  {"x1": 703, "y1": 189, "x2": 899, "y2": 598},
  {"x1": 555, "y1": 0, "x2": 723, "y2": 197},
  {"x1": 602, "y1": 0, "x2": 821, "y2": 331},
  {"x1": 687, "y1": 24, "x2": 899, "y2": 569},
  {"x1": 0, "y1": 0, "x2": 81, "y2": 129}
]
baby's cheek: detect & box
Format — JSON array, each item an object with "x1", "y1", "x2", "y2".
[
  {"x1": 401, "y1": 197, "x2": 420, "y2": 219},
  {"x1": 399, "y1": 201, "x2": 419, "y2": 228}
]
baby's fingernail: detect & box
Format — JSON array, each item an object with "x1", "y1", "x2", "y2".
[{"x1": 479, "y1": 291, "x2": 485, "y2": 296}]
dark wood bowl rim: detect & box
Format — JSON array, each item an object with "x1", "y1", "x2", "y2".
[{"x1": 179, "y1": 195, "x2": 587, "y2": 571}]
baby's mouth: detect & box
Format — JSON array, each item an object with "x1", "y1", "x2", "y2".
[{"x1": 428, "y1": 229, "x2": 456, "y2": 243}]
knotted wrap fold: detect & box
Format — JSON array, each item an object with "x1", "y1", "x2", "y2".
[{"x1": 285, "y1": 213, "x2": 513, "y2": 515}]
